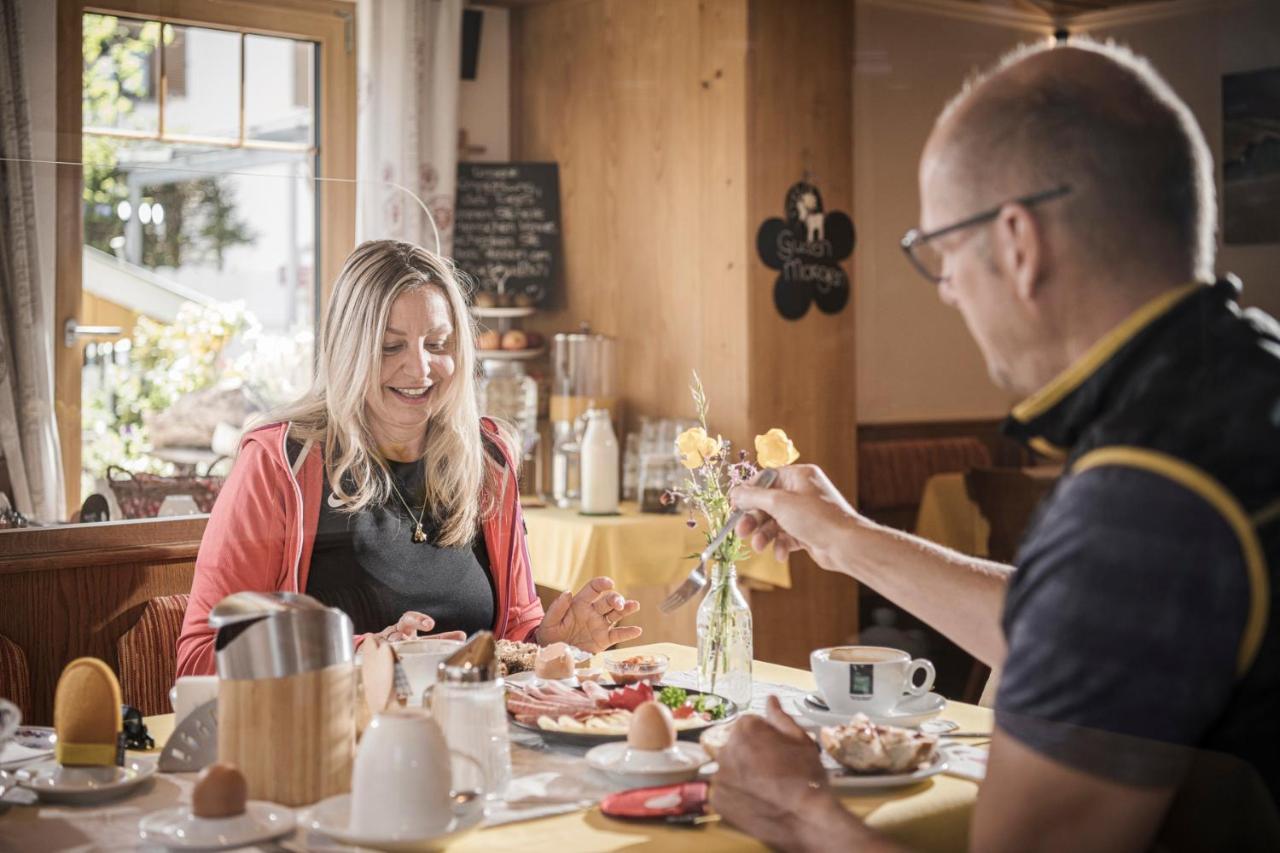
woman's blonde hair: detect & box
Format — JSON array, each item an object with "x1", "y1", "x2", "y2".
[{"x1": 263, "y1": 239, "x2": 514, "y2": 547}]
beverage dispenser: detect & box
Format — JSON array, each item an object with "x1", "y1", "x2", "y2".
[{"x1": 549, "y1": 328, "x2": 616, "y2": 507}]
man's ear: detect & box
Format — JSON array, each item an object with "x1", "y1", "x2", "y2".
[{"x1": 993, "y1": 203, "x2": 1043, "y2": 304}]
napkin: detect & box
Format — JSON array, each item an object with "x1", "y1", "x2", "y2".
[
  {"x1": 54, "y1": 657, "x2": 123, "y2": 767},
  {"x1": 483, "y1": 772, "x2": 602, "y2": 827},
  {"x1": 940, "y1": 743, "x2": 988, "y2": 782}
]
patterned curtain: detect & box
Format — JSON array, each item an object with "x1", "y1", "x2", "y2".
[
  {"x1": 0, "y1": 0, "x2": 64, "y2": 522},
  {"x1": 356, "y1": 0, "x2": 463, "y2": 255}
]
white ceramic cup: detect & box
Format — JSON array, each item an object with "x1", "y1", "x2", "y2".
[
  {"x1": 810, "y1": 646, "x2": 935, "y2": 716},
  {"x1": 169, "y1": 675, "x2": 219, "y2": 725},
  {"x1": 390, "y1": 638, "x2": 464, "y2": 705},
  {"x1": 349, "y1": 709, "x2": 483, "y2": 839}
]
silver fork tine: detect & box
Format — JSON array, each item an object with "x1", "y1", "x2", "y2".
[{"x1": 659, "y1": 563, "x2": 706, "y2": 612}]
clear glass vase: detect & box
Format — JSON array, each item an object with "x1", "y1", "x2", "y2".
[{"x1": 696, "y1": 562, "x2": 753, "y2": 707}]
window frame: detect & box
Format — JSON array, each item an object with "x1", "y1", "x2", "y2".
[{"x1": 55, "y1": 0, "x2": 356, "y2": 516}]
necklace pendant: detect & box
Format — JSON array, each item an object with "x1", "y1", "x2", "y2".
[{"x1": 412, "y1": 524, "x2": 426, "y2": 543}]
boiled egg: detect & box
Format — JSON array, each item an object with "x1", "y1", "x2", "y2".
[
  {"x1": 192, "y1": 762, "x2": 248, "y2": 819},
  {"x1": 627, "y1": 701, "x2": 676, "y2": 752}
]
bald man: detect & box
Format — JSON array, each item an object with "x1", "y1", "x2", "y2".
[{"x1": 714, "y1": 39, "x2": 1280, "y2": 852}]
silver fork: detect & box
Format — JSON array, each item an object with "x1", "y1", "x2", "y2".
[{"x1": 659, "y1": 468, "x2": 780, "y2": 612}]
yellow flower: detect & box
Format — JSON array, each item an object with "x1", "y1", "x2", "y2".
[
  {"x1": 755, "y1": 428, "x2": 799, "y2": 469},
  {"x1": 676, "y1": 427, "x2": 721, "y2": 469}
]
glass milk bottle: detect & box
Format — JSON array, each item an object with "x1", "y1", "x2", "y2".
[{"x1": 579, "y1": 409, "x2": 619, "y2": 514}]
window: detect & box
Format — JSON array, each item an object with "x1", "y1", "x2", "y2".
[{"x1": 56, "y1": 0, "x2": 355, "y2": 520}]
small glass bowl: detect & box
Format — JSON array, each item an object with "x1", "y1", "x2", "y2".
[{"x1": 603, "y1": 652, "x2": 669, "y2": 685}]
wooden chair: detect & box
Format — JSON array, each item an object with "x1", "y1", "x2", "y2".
[
  {"x1": 117, "y1": 593, "x2": 190, "y2": 716},
  {"x1": 0, "y1": 632, "x2": 33, "y2": 723},
  {"x1": 963, "y1": 467, "x2": 1058, "y2": 563},
  {"x1": 857, "y1": 437, "x2": 993, "y2": 530},
  {"x1": 961, "y1": 467, "x2": 1059, "y2": 705}
]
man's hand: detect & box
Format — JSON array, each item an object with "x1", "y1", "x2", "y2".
[
  {"x1": 711, "y1": 696, "x2": 886, "y2": 852},
  {"x1": 731, "y1": 465, "x2": 860, "y2": 568},
  {"x1": 536, "y1": 576, "x2": 642, "y2": 652}
]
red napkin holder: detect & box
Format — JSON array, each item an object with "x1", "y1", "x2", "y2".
[{"x1": 601, "y1": 781, "x2": 709, "y2": 821}]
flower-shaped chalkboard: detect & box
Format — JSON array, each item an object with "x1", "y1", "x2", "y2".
[{"x1": 755, "y1": 181, "x2": 855, "y2": 320}]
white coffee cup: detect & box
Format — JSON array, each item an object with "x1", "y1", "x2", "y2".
[
  {"x1": 810, "y1": 646, "x2": 935, "y2": 716},
  {"x1": 349, "y1": 710, "x2": 484, "y2": 839},
  {"x1": 169, "y1": 675, "x2": 219, "y2": 725},
  {"x1": 390, "y1": 638, "x2": 464, "y2": 705}
]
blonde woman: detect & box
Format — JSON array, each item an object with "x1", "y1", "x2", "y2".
[{"x1": 177, "y1": 240, "x2": 640, "y2": 676}]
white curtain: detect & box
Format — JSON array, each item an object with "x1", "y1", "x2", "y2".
[
  {"x1": 357, "y1": 0, "x2": 463, "y2": 256},
  {"x1": 0, "y1": 0, "x2": 63, "y2": 522}
]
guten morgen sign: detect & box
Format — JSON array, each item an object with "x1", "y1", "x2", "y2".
[{"x1": 755, "y1": 181, "x2": 854, "y2": 320}]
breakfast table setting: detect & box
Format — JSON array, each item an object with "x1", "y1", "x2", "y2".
[{"x1": 0, "y1": 635, "x2": 992, "y2": 853}]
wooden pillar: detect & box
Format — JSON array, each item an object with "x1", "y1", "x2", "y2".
[
  {"x1": 744, "y1": 0, "x2": 859, "y2": 667},
  {"x1": 513, "y1": 0, "x2": 858, "y2": 668}
]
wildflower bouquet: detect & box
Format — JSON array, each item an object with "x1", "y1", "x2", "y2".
[{"x1": 666, "y1": 372, "x2": 798, "y2": 704}]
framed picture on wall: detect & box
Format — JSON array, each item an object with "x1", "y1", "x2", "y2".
[{"x1": 1223, "y1": 67, "x2": 1280, "y2": 245}]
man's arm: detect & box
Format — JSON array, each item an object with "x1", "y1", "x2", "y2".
[
  {"x1": 974, "y1": 729, "x2": 1176, "y2": 853},
  {"x1": 733, "y1": 465, "x2": 1014, "y2": 667}
]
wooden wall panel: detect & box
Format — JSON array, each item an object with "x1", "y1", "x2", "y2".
[
  {"x1": 514, "y1": 0, "x2": 752, "y2": 444},
  {"x1": 512, "y1": 0, "x2": 858, "y2": 668},
  {"x1": 742, "y1": 0, "x2": 858, "y2": 668},
  {"x1": 0, "y1": 518, "x2": 204, "y2": 723}
]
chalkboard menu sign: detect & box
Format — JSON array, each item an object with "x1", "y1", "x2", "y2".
[{"x1": 454, "y1": 162, "x2": 562, "y2": 305}]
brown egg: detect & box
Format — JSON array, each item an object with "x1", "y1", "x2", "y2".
[
  {"x1": 477, "y1": 329, "x2": 502, "y2": 350},
  {"x1": 534, "y1": 642, "x2": 574, "y2": 680},
  {"x1": 501, "y1": 329, "x2": 529, "y2": 351},
  {"x1": 628, "y1": 701, "x2": 676, "y2": 752},
  {"x1": 192, "y1": 763, "x2": 248, "y2": 819}
]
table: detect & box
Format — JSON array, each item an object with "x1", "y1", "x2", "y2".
[
  {"x1": 0, "y1": 644, "x2": 990, "y2": 852},
  {"x1": 524, "y1": 504, "x2": 791, "y2": 646},
  {"x1": 914, "y1": 467, "x2": 1061, "y2": 557}
]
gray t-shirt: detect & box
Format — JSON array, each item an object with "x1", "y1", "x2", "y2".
[{"x1": 306, "y1": 458, "x2": 496, "y2": 636}]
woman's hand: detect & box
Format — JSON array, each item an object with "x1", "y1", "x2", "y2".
[
  {"x1": 536, "y1": 577, "x2": 642, "y2": 653},
  {"x1": 376, "y1": 611, "x2": 467, "y2": 643}
]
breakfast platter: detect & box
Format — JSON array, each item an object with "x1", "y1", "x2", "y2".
[{"x1": 506, "y1": 681, "x2": 739, "y2": 747}]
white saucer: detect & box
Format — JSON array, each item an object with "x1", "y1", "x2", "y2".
[
  {"x1": 792, "y1": 692, "x2": 947, "y2": 729},
  {"x1": 585, "y1": 741, "x2": 709, "y2": 786},
  {"x1": 139, "y1": 801, "x2": 295, "y2": 849},
  {"x1": 300, "y1": 792, "x2": 484, "y2": 852},
  {"x1": 822, "y1": 752, "x2": 949, "y2": 789},
  {"x1": 16, "y1": 757, "x2": 156, "y2": 804}
]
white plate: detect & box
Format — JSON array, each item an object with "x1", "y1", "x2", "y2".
[
  {"x1": 504, "y1": 669, "x2": 604, "y2": 689},
  {"x1": 300, "y1": 793, "x2": 484, "y2": 852},
  {"x1": 792, "y1": 692, "x2": 946, "y2": 729},
  {"x1": 585, "y1": 741, "x2": 709, "y2": 787},
  {"x1": 823, "y1": 753, "x2": 949, "y2": 789},
  {"x1": 1, "y1": 726, "x2": 56, "y2": 769},
  {"x1": 139, "y1": 801, "x2": 295, "y2": 849},
  {"x1": 16, "y1": 757, "x2": 156, "y2": 804}
]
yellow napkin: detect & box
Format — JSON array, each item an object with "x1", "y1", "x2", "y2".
[{"x1": 53, "y1": 657, "x2": 122, "y2": 767}]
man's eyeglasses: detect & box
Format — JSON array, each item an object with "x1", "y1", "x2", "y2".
[{"x1": 900, "y1": 185, "x2": 1072, "y2": 285}]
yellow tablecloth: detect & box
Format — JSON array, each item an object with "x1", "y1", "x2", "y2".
[
  {"x1": 914, "y1": 473, "x2": 990, "y2": 557},
  {"x1": 523, "y1": 502, "x2": 792, "y2": 592},
  {"x1": 0, "y1": 644, "x2": 987, "y2": 852}
]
